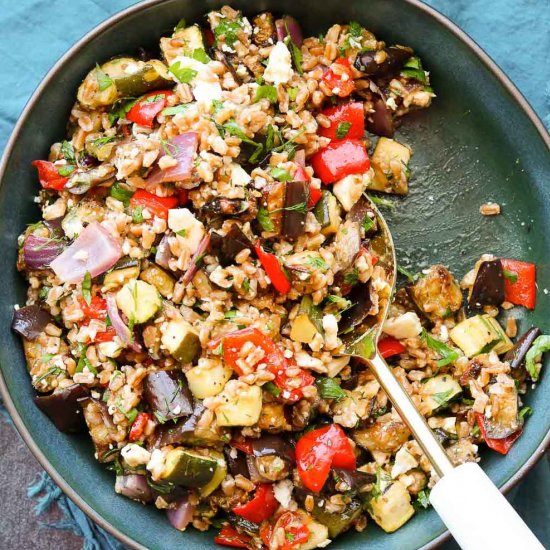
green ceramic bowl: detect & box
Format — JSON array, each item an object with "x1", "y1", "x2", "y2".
[{"x1": 0, "y1": 1, "x2": 549, "y2": 548}]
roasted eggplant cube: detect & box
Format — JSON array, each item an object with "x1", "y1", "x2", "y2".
[
  {"x1": 35, "y1": 384, "x2": 89, "y2": 433},
  {"x1": 504, "y1": 327, "x2": 541, "y2": 381},
  {"x1": 143, "y1": 371, "x2": 194, "y2": 421},
  {"x1": 468, "y1": 259, "x2": 504, "y2": 309},
  {"x1": 369, "y1": 137, "x2": 411, "y2": 195},
  {"x1": 251, "y1": 12, "x2": 276, "y2": 47},
  {"x1": 408, "y1": 265, "x2": 463, "y2": 322}
]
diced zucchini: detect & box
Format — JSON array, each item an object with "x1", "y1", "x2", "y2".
[
  {"x1": 450, "y1": 315, "x2": 512, "y2": 357},
  {"x1": 140, "y1": 264, "x2": 175, "y2": 298},
  {"x1": 216, "y1": 383, "x2": 262, "y2": 427},
  {"x1": 368, "y1": 480, "x2": 415, "y2": 533},
  {"x1": 85, "y1": 134, "x2": 117, "y2": 161},
  {"x1": 160, "y1": 448, "x2": 218, "y2": 487},
  {"x1": 290, "y1": 295, "x2": 323, "y2": 344},
  {"x1": 161, "y1": 318, "x2": 201, "y2": 363},
  {"x1": 314, "y1": 191, "x2": 340, "y2": 235},
  {"x1": 421, "y1": 374, "x2": 462, "y2": 415},
  {"x1": 103, "y1": 265, "x2": 140, "y2": 291},
  {"x1": 116, "y1": 280, "x2": 161, "y2": 324},
  {"x1": 185, "y1": 359, "x2": 232, "y2": 398},
  {"x1": 369, "y1": 137, "x2": 411, "y2": 195},
  {"x1": 310, "y1": 497, "x2": 362, "y2": 537},
  {"x1": 333, "y1": 173, "x2": 371, "y2": 211},
  {"x1": 301, "y1": 516, "x2": 330, "y2": 550},
  {"x1": 177, "y1": 25, "x2": 205, "y2": 52},
  {"x1": 200, "y1": 451, "x2": 227, "y2": 497}
]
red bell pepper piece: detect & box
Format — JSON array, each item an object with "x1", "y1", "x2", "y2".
[
  {"x1": 295, "y1": 424, "x2": 356, "y2": 492},
  {"x1": 378, "y1": 337, "x2": 406, "y2": 359},
  {"x1": 128, "y1": 412, "x2": 151, "y2": 442},
  {"x1": 318, "y1": 102, "x2": 365, "y2": 141},
  {"x1": 254, "y1": 242, "x2": 291, "y2": 294},
  {"x1": 78, "y1": 296, "x2": 108, "y2": 320},
  {"x1": 307, "y1": 186, "x2": 322, "y2": 208},
  {"x1": 214, "y1": 525, "x2": 253, "y2": 549},
  {"x1": 230, "y1": 437, "x2": 254, "y2": 455},
  {"x1": 310, "y1": 139, "x2": 370, "y2": 184},
  {"x1": 321, "y1": 58, "x2": 355, "y2": 98},
  {"x1": 129, "y1": 189, "x2": 178, "y2": 221},
  {"x1": 475, "y1": 412, "x2": 523, "y2": 455},
  {"x1": 32, "y1": 160, "x2": 69, "y2": 191},
  {"x1": 500, "y1": 259, "x2": 536, "y2": 309},
  {"x1": 126, "y1": 90, "x2": 174, "y2": 128},
  {"x1": 233, "y1": 484, "x2": 278, "y2": 524},
  {"x1": 273, "y1": 512, "x2": 310, "y2": 550},
  {"x1": 94, "y1": 326, "x2": 117, "y2": 343}
]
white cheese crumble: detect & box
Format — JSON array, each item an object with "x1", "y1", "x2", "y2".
[
  {"x1": 263, "y1": 41, "x2": 293, "y2": 84},
  {"x1": 121, "y1": 443, "x2": 152, "y2": 468},
  {"x1": 383, "y1": 311, "x2": 422, "y2": 340}
]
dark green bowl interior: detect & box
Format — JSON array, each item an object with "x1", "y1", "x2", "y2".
[{"x1": 0, "y1": 1, "x2": 549, "y2": 549}]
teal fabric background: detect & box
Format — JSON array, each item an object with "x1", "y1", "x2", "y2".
[{"x1": 0, "y1": 0, "x2": 548, "y2": 548}]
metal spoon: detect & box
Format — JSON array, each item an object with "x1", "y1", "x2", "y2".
[{"x1": 341, "y1": 195, "x2": 543, "y2": 550}]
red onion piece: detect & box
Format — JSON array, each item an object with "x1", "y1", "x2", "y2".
[
  {"x1": 155, "y1": 234, "x2": 172, "y2": 270},
  {"x1": 146, "y1": 133, "x2": 198, "y2": 187},
  {"x1": 50, "y1": 222, "x2": 122, "y2": 283},
  {"x1": 115, "y1": 475, "x2": 153, "y2": 502},
  {"x1": 106, "y1": 294, "x2": 141, "y2": 352},
  {"x1": 181, "y1": 234, "x2": 210, "y2": 285},
  {"x1": 23, "y1": 235, "x2": 65, "y2": 270},
  {"x1": 166, "y1": 498, "x2": 195, "y2": 531},
  {"x1": 275, "y1": 16, "x2": 303, "y2": 47}
]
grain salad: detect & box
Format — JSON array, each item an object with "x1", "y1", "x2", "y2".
[{"x1": 13, "y1": 6, "x2": 549, "y2": 548}]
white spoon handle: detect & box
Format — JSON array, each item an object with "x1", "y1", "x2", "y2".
[{"x1": 430, "y1": 462, "x2": 544, "y2": 550}]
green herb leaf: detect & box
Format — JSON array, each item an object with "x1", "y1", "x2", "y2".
[
  {"x1": 224, "y1": 310, "x2": 238, "y2": 319},
  {"x1": 61, "y1": 141, "x2": 76, "y2": 164},
  {"x1": 372, "y1": 466, "x2": 391, "y2": 500},
  {"x1": 316, "y1": 377, "x2": 346, "y2": 400},
  {"x1": 397, "y1": 265, "x2": 418, "y2": 282},
  {"x1": 431, "y1": 388, "x2": 455, "y2": 407},
  {"x1": 39, "y1": 286, "x2": 51, "y2": 300},
  {"x1": 471, "y1": 425, "x2": 481, "y2": 437},
  {"x1": 254, "y1": 84, "x2": 278, "y2": 104},
  {"x1": 336, "y1": 121, "x2": 352, "y2": 139},
  {"x1": 189, "y1": 48, "x2": 211, "y2": 64},
  {"x1": 367, "y1": 194, "x2": 395, "y2": 209},
  {"x1": 95, "y1": 64, "x2": 114, "y2": 91},
  {"x1": 110, "y1": 182, "x2": 134, "y2": 206},
  {"x1": 132, "y1": 206, "x2": 145, "y2": 223},
  {"x1": 57, "y1": 165, "x2": 75, "y2": 177},
  {"x1": 174, "y1": 18, "x2": 186, "y2": 30},
  {"x1": 503, "y1": 269, "x2": 518, "y2": 284},
  {"x1": 362, "y1": 213, "x2": 375, "y2": 233},
  {"x1": 421, "y1": 329, "x2": 459, "y2": 368},
  {"x1": 284, "y1": 34, "x2": 303, "y2": 76},
  {"x1": 519, "y1": 405, "x2": 533, "y2": 418},
  {"x1": 125, "y1": 408, "x2": 139, "y2": 423},
  {"x1": 176, "y1": 228, "x2": 187, "y2": 237},
  {"x1": 270, "y1": 167, "x2": 292, "y2": 182},
  {"x1": 169, "y1": 61, "x2": 198, "y2": 83},
  {"x1": 82, "y1": 271, "x2": 92, "y2": 305},
  {"x1": 306, "y1": 256, "x2": 329, "y2": 271},
  {"x1": 213, "y1": 17, "x2": 243, "y2": 47},
  {"x1": 344, "y1": 268, "x2": 360, "y2": 286},
  {"x1": 154, "y1": 411, "x2": 168, "y2": 424},
  {"x1": 264, "y1": 381, "x2": 281, "y2": 397},
  {"x1": 34, "y1": 366, "x2": 64, "y2": 384},
  {"x1": 283, "y1": 201, "x2": 308, "y2": 214},
  {"x1": 287, "y1": 87, "x2": 298, "y2": 101},
  {"x1": 147, "y1": 477, "x2": 175, "y2": 493},
  {"x1": 108, "y1": 97, "x2": 137, "y2": 124},
  {"x1": 242, "y1": 278, "x2": 251, "y2": 293},
  {"x1": 161, "y1": 104, "x2": 191, "y2": 116},
  {"x1": 414, "y1": 489, "x2": 431, "y2": 510},
  {"x1": 257, "y1": 207, "x2": 275, "y2": 232},
  {"x1": 285, "y1": 533, "x2": 295, "y2": 542},
  {"x1": 326, "y1": 294, "x2": 352, "y2": 309},
  {"x1": 525, "y1": 334, "x2": 550, "y2": 381}
]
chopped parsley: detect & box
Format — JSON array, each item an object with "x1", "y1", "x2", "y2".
[
  {"x1": 326, "y1": 294, "x2": 352, "y2": 309},
  {"x1": 176, "y1": 228, "x2": 188, "y2": 237},
  {"x1": 335, "y1": 121, "x2": 352, "y2": 139},
  {"x1": 95, "y1": 64, "x2": 113, "y2": 91},
  {"x1": 263, "y1": 381, "x2": 281, "y2": 397},
  {"x1": 154, "y1": 411, "x2": 168, "y2": 424},
  {"x1": 421, "y1": 329, "x2": 459, "y2": 368},
  {"x1": 413, "y1": 489, "x2": 431, "y2": 510},
  {"x1": 174, "y1": 18, "x2": 186, "y2": 30},
  {"x1": 82, "y1": 271, "x2": 92, "y2": 305},
  {"x1": 471, "y1": 425, "x2": 481, "y2": 437},
  {"x1": 287, "y1": 87, "x2": 298, "y2": 101},
  {"x1": 224, "y1": 310, "x2": 238, "y2": 319},
  {"x1": 284, "y1": 30, "x2": 303, "y2": 76},
  {"x1": 35, "y1": 366, "x2": 64, "y2": 384},
  {"x1": 61, "y1": 141, "x2": 76, "y2": 164},
  {"x1": 254, "y1": 84, "x2": 278, "y2": 104},
  {"x1": 344, "y1": 268, "x2": 360, "y2": 286},
  {"x1": 213, "y1": 17, "x2": 243, "y2": 48},
  {"x1": 132, "y1": 206, "x2": 145, "y2": 223},
  {"x1": 367, "y1": 194, "x2": 395, "y2": 209},
  {"x1": 283, "y1": 201, "x2": 308, "y2": 214},
  {"x1": 362, "y1": 213, "x2": 375, "y2": 233},
  {"x1": 161, "y1": 104, "x2": 191, "y2": 116},
  {"x1": 503, "y1": 269, "x2": 518, "y2": 284},
  {"x1": 316, "y1": 377, "x2": 346, "y2": 400},
  {"x1": 431, "y1": 388, "x2": 455, "y2": 407},
  {"x1": 39, "y1": 286, "x2": 51, "y2": 300},
  {"x1": 57, "y1": 165, "x2": 75, "y2": 177},
  {"x1": 397, "y1": 265, "x2": 419, "y2": 282},
  {"x1": 188, "y1": 48, "x2": 211, "y2": 64},
  {"x1": 306, "y1": 256, "x2": 329, "y2": 271},
  {"x1": 270, "y1": 167, "x2": 292, "y2": 182},
  {"x1": 519, "y1": 406, "x2": 533, "y2": 418},
  {"x1": 109, "y1": 182, "x2": 134, "y2": 206},
  {"x1": 257, "y1": 207, "x2": 275, "y2": 232},
  {"x1": 169, "y1": 61, "x2": 197, "y2": 83},
  {"x1": 525, "y1": 334, "x2": 550, "y2": 381},
  {"x1": 242, "y1": 278, "x2": 251, "y2": 293}
]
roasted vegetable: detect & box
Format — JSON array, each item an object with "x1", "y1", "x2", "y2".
[
  {"x1": 282, "y1": 180, "x2": 308, "y2": 238},
  {"x1": 200, "y1": 198, "x2": 249, "y2": 217},
  {"x1": 369, "y1": 137, "x2": 411, "y2": 195},
  {"x1": 139, "y1": 264, "x2": 175, "y2": 298},
  {"x1": 408, "y1": 265, "x2": 463, "y2": 322},
  {"x1": 468, "y1": 259, "x2": 504, "y2": 309},
  {"x1": 339, "y1": 283, "x2": 373, "y2": 333},
  {"x1": 210, "y1": 225, "x2": 253, "y2": 266},
  {"x1": 450, "y1": 315, "x2": 513, "y2": 357},
  {"x1": 309, "y1": 495, "x2": 362, "y2": 537},
  {"x1": 354, "y1": 46, "x2": 413, "y2": 78},
  {"x1": 366, "y1": 97, "x2": 395, "y2": 137},
  {"x1": 368, "y1": 480, "x2": 415, "y2": 533},
  {"x1": 34, "y1": 384, "x2": 89, "y2": 433},
  {"x1": 160, "y1": 448, "x2": 219, "y2": 487},
  {"x1": 80, "y1": 398, "x2": 119, "y2": 461},
  {"x1": 251, "y1": 12, "x2": 276, "y2": 47},
  {"x1": 314, "y1": 190, "x2": 341, "y2": 235},
  {"x1": 483, "y1": 375, "x2": 521, "y2": 439},
  {"x1": 347, "y1": 196, "x2": 378, "y2": 236},
  {"x1": 290, "y1": 295, "x2": 323, "y2": 344},
  {"x1": 12, "y1": 305, "x2": 53, "y2": 340},
  {"x1": 161, "y1": 318, "x2": 201, "y2": 363},
  {"x1": 116, "y1": 280, "x2": 161, "y2": 324},
  {"x1": 421, "y1": 374, "x2": 462, "y2": 415},
  {"x1": 353, "y1": 418, "x2": 410, "y2": 453},
  {"x1": 143, "y1": 371, "x2": 193, "y2": 421},
  {"x1": 504, "y1": 327, "x2": 541, "y2": 381}
]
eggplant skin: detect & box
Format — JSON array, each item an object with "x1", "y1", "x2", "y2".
[
  {"x1": 354, "y1": 46, "x2": 413, "y2": 78},
  {"x1": 143, "y1": 371, "x2": 194, "y2": 421},
  {"x1": 504, "y1": 327, "x2": 541, "y2": 380},
  {"x1": 12, "y1": 305, "x2": 53, "y2": 341},
  {"x1": 34, "y1": 384, "x2": 89, "y2": 433},
  {"x1": 468, "y1": 259, "x2": 504, "y2": 309}
]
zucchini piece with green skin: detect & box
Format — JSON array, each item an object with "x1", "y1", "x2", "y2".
[
  {"x1": 450, "y1": 314, "x2": 513, "y2": 357},
  {"x1": 139, "y1": 264, "x2": 175, "y2": 298},
  {"x1": 290, "y1": 295, "x2": 323, "y2": 344},
  {"x1": 161, "y1": 318, "x2": 201, "y2": 363},
  {"x1": 368, "y1": 480, "x2": 415, "y2": 533},
  {"x1": 77, "y1": 57, "x2": 172, "y2": 109},
  {"x1": 309, "y1": 496, "x2": 362, "y2": 537},
  {"x1": 216, "y1": 383, "x2": 262, "y2": 427},
  {"x1": 200, "y1": 451, "x2": 227, "y2": 497},
  {"x1": 185, "y1": 359, "x2": 232, "y2": 399},
  {"x1": 314, "y1": 190, "x2": 340, "y2": 235},
  {"x1": 160, "y1": 448, "x2": 218, "y2": 487},
  {"x1": 421, "y1": 374, "x2": 462, "y2": 415},
  {"x1": 103, "y1": 265, "x2": 140, "y2": 291},
  {"x1": 161, "y1": 25, "x2": 206, "y2": 64},
  {"x1": 116, "y1": 280, "x2": 161, "y2": 324}
]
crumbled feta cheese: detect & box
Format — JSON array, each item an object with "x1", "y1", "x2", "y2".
[
  {"x1": 332, "y1": 170, "x2": 374, "y2": 211},
  {"x1": 273, "y1": 479, "x2": 294, "y2": 509},
  {"x1": 322, "y1": 314, "x2": 340, "y2": 350},
  {"x1": 146, "y1": 448, "x2": 166, "y2": 481},
  {"x1": 391, "y1": 447, "x2": 419, "y2": 478},
  {"x1": 264, "y1": 41, "x2": 293, "y2": 84},
  {"x1": 171, "y1": 56, "x2": 222, "y2": 105},
  {"x1": 383, "y1": 311, "x2": 422, "y2": 339},
  {"x1": 168, "y1": 208, "x2": 205, "y2": 258},
  {"x1": 230, "y1": 163, "x2": 251, "y2": 186},
  {"x1": 121, "y1": 443, "x2": 151, "y2": 468}
]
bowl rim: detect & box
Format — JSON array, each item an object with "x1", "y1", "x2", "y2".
[{"x1": 0, "y1": 1, "x2": 549, "y2": 549}]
